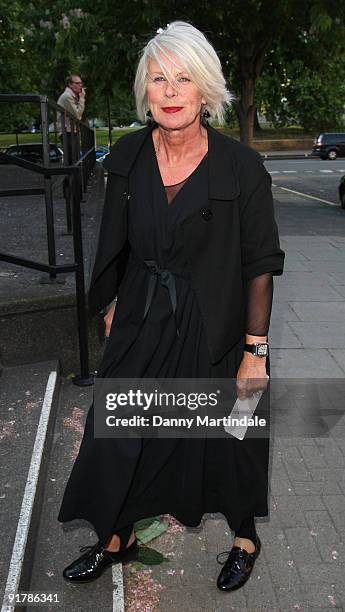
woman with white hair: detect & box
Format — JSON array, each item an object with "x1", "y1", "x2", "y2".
[{"x1": 58, "y1": 21, "x2": 284, "y2": 593}]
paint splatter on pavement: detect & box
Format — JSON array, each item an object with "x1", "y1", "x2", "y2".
[
  {"x1": 62, "y1": 406, "x2": 85, "y2": 459},
  {"x1": 125, "y1": 568, "x2": 164, "y2": 612},
  {"x1": 0, "y1": 419, "x2": 16, "y2": 441},
  {"x1": 160, "y1": 514, "x2": 186, "y2": 534}
]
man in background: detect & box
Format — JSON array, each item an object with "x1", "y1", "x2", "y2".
[
  {"x1": 57, "y1": 75, "x2": 86, "y2": 196},
  {"x1": 57, "y1": 74, "x2": 86, "y2": 164}
]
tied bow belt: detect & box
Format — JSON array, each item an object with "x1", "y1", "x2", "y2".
[{"x1": 130, "y1": 250, "x2": 189, "y2": 336}]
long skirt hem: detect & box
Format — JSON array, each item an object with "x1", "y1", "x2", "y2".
[{"x1": 57, "y1": 503, "x2": 269, "y2": 547}]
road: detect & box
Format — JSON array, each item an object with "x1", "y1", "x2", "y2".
[{"x1": 265, "y1": 157, "x2": 345, "y2": 207}]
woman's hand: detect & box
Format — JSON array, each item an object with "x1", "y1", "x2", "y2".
[
  {"x1": 236, "y1": 353, "x2": 269, "y2": 400},
  {"x1": 103, "y1": 303, "x2": 116, "y2": 338}
]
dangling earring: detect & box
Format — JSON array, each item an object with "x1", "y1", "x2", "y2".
[
  {"x1": 146, "y1": 109, "x2": 153, "y2": 125},
  {"x1": 201, "y1": 106, "x2": 210, "y2": 127}
]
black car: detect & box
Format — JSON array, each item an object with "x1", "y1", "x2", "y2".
[
  {"x1": 312, "y1": 133, "x2": 345, "y2": 160},
  {"x1": 2, "y1": 143, "x2": 63, "y2": 164},
  {"x1": 338, "y1": 175, "x2": 345, "y2": 209}
]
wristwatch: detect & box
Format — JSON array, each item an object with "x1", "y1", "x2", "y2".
[{"x1": 244, "y1": 342, "x2": 269, "y2": 357}]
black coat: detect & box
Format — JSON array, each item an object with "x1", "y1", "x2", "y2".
[{"x1": 88, "y1": 123, "x2": 285, "y2": 363}]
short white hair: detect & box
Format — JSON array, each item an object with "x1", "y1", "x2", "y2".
[{"x1": 134, "y1": 21, "x2": 234, "y2": 125}]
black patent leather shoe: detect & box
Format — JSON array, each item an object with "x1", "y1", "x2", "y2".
[
  {"x1": 63, "y1": 539, "x2": 138, "y2": 583},
  {"x1": 216, "y1": 534, "x2": 261, "y2": 591}
]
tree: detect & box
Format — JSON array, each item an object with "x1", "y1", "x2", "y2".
[
  {"x1": 3, "y1": 0, "x2": 345, "y2": 145},
  {"x1": 58, "y1": 0, "x2": 161, "y2": 142},
  {"x1": 159, "y1": 0, "x2": 345, "y2": 144},
  {"x1": 256, "y1": 19, "x2": 345, "y2": 132},
  {"x1": 0, "y1": 1, "x2": 38, "y2": 131}
]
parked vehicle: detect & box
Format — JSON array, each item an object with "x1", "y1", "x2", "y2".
[
  {"x1": 2, "y1": 143, "x2": 63, "y2": 164},
  {"x1": 338, "y1": 175, "x2": 345, "y2": 209},
  {"x1": 312, "y1": 133, "x2": 345, "y2": 160},
  {"x1": 95, "y1": 145, "x2": 109, "y2": 160}
]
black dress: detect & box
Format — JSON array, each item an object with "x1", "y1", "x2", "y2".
[{"x1": 58, "y1": 133, "x2": 271, "y2": 546}]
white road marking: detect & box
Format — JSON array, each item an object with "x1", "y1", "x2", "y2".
[
  {"x1": 272, "y1": 184, "x2": 339, "y2": 207},
  {"x1": 112, "y1": 564, "x2": 125, "y2": 612},
  {"x1": 268, "y1": 170, "x2": 341, "y2": 176},
  {"x1": 1, "y1": 372, "x2": 58, "y2": 612}
]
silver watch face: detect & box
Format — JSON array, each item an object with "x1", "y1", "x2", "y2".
[{"x1": 256, "y1": 343, "x2": 268, "y2": 356}]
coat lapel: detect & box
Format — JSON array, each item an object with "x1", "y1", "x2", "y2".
[
  {"x1": 102, "y1": 123, "x2": 240, "y2": 201},
  {"x1": 207, "y1": 125, "x2": 240, "y2": 200},
  {"x1": 102, "y1": 126, "x2": 153, "y2": 176}
]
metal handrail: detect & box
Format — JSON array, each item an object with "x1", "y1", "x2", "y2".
[
  {"x1": 0, "y1": 94, "x2": 92, "y2": 131},
  {"x1": 0, "y1": 94, "x2": 96, "y2": 385}
]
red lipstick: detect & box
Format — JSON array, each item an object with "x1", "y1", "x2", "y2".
[{"x1": 162, "y1": 107, "x2": 183, "y2": 113}]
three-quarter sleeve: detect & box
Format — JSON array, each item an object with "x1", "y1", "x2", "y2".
[
  {"x1": 244, "y1": 272, "x2": 273, "y2": 336},
  {"x1": 240, "y1": 159, "x2": 285, "y2": 282}
]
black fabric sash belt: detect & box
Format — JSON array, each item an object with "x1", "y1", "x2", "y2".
[{"x1": 130, "y1": 250, "x2": 189, "y2": 337}]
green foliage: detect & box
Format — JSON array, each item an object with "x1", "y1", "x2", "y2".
[
  {"x1": 2, "y1": 0, "x2": 345, "y2": 140},
  {"x1": 61, "y1": 0, "x2": 161, "y2": 125},
  {"x1": 256, "y1": 10, "x2": 345, "y2": 132},
  {"x1": 129, "y1": 516, "x2": 171, "y2": 568},
  {"x1": 135, "y1": 545, "x2": 170, "y2": 567},
  {"x1": 286, "y1": 61, "x2": 345, "y2": 131},
  {"x1": 134, "y1": 516, "x2": 161, "y2": 531},
  {"x1": 0, "y1": 128, "x2": 140, "y2": 149},
  {"x1": 0, "y1": 2, "x2": 38, "y2": 130},
  {"x1": 135, "y1": 519, "x2": 170, "y2": 544}
]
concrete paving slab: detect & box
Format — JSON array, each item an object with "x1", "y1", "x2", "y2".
[
  {"x1": 275, "y1": 270, "x2": 336, "y2": 285},
  {"x1": 288, "y1": 322, "x2": 345, "y2": 348},
  {"x1": 271, "y1": 496, "x2": 308, "y2": 527},
  {"x1": 332, "y1": 285, "x2": 345, "y2": 298},
  {"x1": 328, "y1": 350, "x2": 345, "y2": 373},
  {"x1": 270, "y1": 349, "x2": 345, "y2": 378},
  {"x1": 299, "y1": 260, "x2": 345, "y2": 273},
  {"x1": 269, "y1": 301, "x2": 300, "y2": 322},
  {"x1": 329, "y1": 271, "x2": 345, "y2": 284},
  {"x1": 288, "y1": 302, "x2": 345, "y2": 321},
  {"x1": 267, "y1": 321, "x2": 302, "y2": 348},
  {"x1": 292, "y1": 246, "x2": 345, "y2": 261},
  {"x1": 284, "y1": 527, "x2": 323, "y2": 564},
  {"x1": 277, "y1": 583, "x2": 341, "y2": 610},
  {"x1": 273, "y1": 284, "x2": 344, "y2": 302}
]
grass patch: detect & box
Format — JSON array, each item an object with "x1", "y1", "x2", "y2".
[
  {"x1": 0, "y1": 127, "x2": 141, "y2": 149},
  {"x1": 0, "y1": 125, "x2": 315, "y2": 150}
]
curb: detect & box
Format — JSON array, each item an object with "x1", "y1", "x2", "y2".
[{"x1": 261, "y1": 153, "x2": 314, "y2": 160}]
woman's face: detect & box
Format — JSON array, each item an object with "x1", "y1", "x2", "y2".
[{"x1": 146, "y1": 52, "x2": 206, "y2": 130}]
